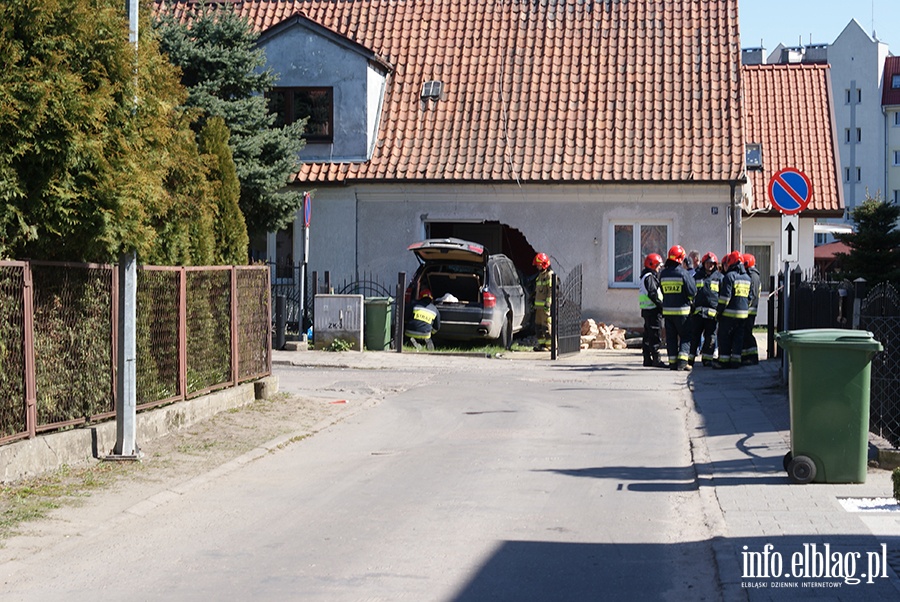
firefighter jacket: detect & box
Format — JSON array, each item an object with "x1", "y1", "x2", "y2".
[
  {"x1": 747, "y1": 266, "x2": 762, "y2": 316},
  {"x1": 534, "y1": 268, "x2": 554, "y2": 311},
  {"x1": 717, "y1": 263, "x2": 752, "y2": 319},
  {"x1": 659, "y1": 260, "x2": 696, "y2": 317},
  {"x1": 692, "y1": 266, "x2": 723, "y2": 319},
  {"x1": 406, "y1": 299, "x2": 441, "y2": 339},
  {"x1": 639, "y1": 267, "x2": 663, "y2": 311}
]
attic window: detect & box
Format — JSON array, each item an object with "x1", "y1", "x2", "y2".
[
  {"x1": 893, "y1": 74, "x2": 900, "y2": 89},
  {"x1": 421, "y1": 80, "x2": 443, "y2": 101},
  {"x1": 745, "y1": 143, "x2": 763, "y2": 170}
]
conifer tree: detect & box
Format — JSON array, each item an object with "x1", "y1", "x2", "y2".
[
  {"x1": 0, "y1": 0, "x2": 217, "y2": 264},
  {"x1": 835, "y1": 192, "x2": 900, "y2": 283},
  {"x1": 199, "y1": 117, "x2": 249, "y2": 265},
  {"x1": 155, "y1": 6, "x2": 307, "y2": 236}
]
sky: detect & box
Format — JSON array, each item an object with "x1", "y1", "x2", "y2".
[{"x1": 738, "y1": 0, "x2": 898, "y2": 52}]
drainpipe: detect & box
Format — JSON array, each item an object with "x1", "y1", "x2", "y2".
[{"x1": 729, "y1": 181, "x2": 741, "y2": 251}]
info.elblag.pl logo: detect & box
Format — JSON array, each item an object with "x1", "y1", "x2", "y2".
[{"x1": 741, "y1": 543, "x2": 890, "y2": 588}]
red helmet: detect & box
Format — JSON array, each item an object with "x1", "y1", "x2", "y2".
[
  {"x1": 667, "y1": 245, "x2": 686, "y2": 263},
  {"x1": 419, "y1": 288, "x2": 433, "y2": 300},
  {"x1": 722, "y1": 251, "x2": 743, "y2": 270},
  {"x1": 743, "y1": 253, "x2": 756, "y2": 269},
  {"x1": 533, "y1": 252, "x2": 550, "y2": 270},
  {"x1": 701, "y1": 252, "x2": 718, "y2": 265},
  {"x1": 644, "y1": 253, "x2": 663, "y2": 270}
]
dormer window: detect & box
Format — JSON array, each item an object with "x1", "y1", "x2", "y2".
[
  {"x1": 421, "y1": 80, "x2": 442, "y2": 101},
  {"x1": 268, "y1": 87, "x2": 334, "y2": 143},
  {"x1": 893, "y1": 74, "x2": 900, "y2": 89},
  {"x1": 745, "y1": 143, "x2": 763, "y2": 170}
]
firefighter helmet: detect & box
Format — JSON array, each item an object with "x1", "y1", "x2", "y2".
[
  {"x1": 722, "y1": 251, "x2": 742, "y2": 270},
  {"x1": 533, "y1": 252, "x2": 551, "y2": 270},
  {"x1": 701, "y1": 252, "x2": 718, "y2": 265},
  {"x1": 644, "y1": 253, "x2": 663, "y2": 270},
  {"x1": 419, "y1": 288, "x2": 433, "y2": 300},
  {"x1": 667, "y1": 245, "x2": 686, "y2": 263},
  {"x1": 743, "y1": 253, "x2": 756, "y2": 269}
]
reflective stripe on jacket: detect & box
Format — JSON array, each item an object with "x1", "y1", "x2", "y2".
[
  {"x1": 639, "y1": 268, "x2": 663, "y2": 310},
  {"x1": 406, "y1": 301, "x2": 440, "y2": 338},
  {"x1": 659, "y1": 262, "x2": 696, "y2": 317},
  {"x1": 718, "y1": 265, "x2": 751, "y2": 319},
  {"x1": 693, "y1": 267, "x2": 723, "y2": 318},
  {"x1": 747, "y1": 266, "x2": 762, "y2": 316},
  {"x1": 534, "y1": 268, "x2": 554, "y2": 308}
]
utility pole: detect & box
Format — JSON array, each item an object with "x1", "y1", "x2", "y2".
[{"x1": 110, "y1": 0, "x2": 141, "y2": 460}]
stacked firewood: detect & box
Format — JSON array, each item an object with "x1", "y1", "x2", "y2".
[{"x1": 580, "y1": 319, "x2": 628, "y2": 350}]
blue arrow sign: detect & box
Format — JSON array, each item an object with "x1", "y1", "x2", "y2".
[{"x1": 768, "y1": 167, "x2": 812, "y2": 215}]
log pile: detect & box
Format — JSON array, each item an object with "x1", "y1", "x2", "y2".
[{"x1": 580, "y1": 319, "x2": 628, "y2": 350}]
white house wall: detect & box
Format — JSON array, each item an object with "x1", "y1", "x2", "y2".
[
  {"x1": 301, "y1": 183, "x2": 734, "y2": 329},
  {"x1": 741, "y1": 214, "x2": 816, "y2": 326}
]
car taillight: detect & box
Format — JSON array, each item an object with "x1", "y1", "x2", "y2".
[
  {"x1": 483, "y1": 291, "x2": 496, "y2": 308},
  {"x1": 404, "y1": 288, "x2": 412, "y2": 304}
]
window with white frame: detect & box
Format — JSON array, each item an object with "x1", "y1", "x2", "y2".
[
  {"x1": 894, "y1": 112, "x2": 900, "y2": 127},
  {"x1": 609, "y1": 221, "x2": 671, "y2": 287},
  {"x1": 845, "y1": 167, "x2": 851, "y2": 182},
  {"x1": 744, "y1": 243, "x2": 772, "y2": 292},
  {"x1": 894, "y1": 190, "x2": 900, "y2": 204},
  {"x1": 893, "y1": 150, "x2": 900, "y2": 166},
  {"x1": 857, "y1": 167, "x2": 862, "y2": 181}
]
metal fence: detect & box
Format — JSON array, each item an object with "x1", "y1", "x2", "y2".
[
  {"x1": 0, "y1": 261, "x2": 271, "y2": 446},
  {"x1": 553, "y1": 264, "x2": 583, "y2": 358},
  {"x1": 268, "y1": 264, "x2": 394, "y2": 336},
  {"x1": 778, "y1": 273, "x2": 900, "y2": 448},
  {"x1": 858, "y1": 282, "x2": 900, "y2": 447}
]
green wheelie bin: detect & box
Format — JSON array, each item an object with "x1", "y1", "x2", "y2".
[
  {"x1": 364, "y1": 297, "x2": 394, "y2": 350},
  {"x1": 775, "y1": 329, "x2": 883, "y2": 484}
]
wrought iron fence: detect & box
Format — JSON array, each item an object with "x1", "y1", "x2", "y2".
[
  {"x1": 0, "y1": 261, "x2": 271, "y2": 447},
  {"x1": 858, "y1": 282, "x2": 900, "y2": 447},
  {"x1": 553, "y1": 264, "x2": 583, "y2": 358}
]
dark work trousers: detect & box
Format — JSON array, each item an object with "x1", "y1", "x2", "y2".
[
  {"x1": 690, "y1": 313, "x2": 718, "y2": 364},
  {"x1": 641, "y1": 308, "x2": 663, "y2": 365},
  {"x1": 741, "y1": 313, "x2": 759, "y2": 364},
  {"x1": 664, "y1": 314, "x2": 691, "y2": 368},
  {"x1": 717, "y1": 316, "x2": 746, "y2": 367}
]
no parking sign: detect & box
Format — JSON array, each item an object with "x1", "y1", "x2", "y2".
[{"x1": 768, "y1": 167, "x2": 812, "y2": 215}]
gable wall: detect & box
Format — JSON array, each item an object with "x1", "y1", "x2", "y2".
[{"x1": 259, "y1": 25, "x2": 378, "y2": 161}]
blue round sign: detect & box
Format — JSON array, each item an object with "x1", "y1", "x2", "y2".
[{"x1": 768, "y1": 167, "x2": 812, "y2": 215}]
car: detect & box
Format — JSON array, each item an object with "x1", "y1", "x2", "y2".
[{"x1": 406, "y1": 238, "x2": 528, "y2": 349}]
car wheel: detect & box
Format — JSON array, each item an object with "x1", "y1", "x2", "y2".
[{"x1": 500, "y1": 314, "x2": 513, "y2": 350}]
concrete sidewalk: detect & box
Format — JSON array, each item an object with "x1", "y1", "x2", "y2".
[{"x1": 687, "y1": 356, "x2": 900, "y2": 599}]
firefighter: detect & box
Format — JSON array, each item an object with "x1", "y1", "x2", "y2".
[
  {"x1": 533, "y1": 252, "x2": 554, "y2": 351},
  {"x1": 714, "y1": 251, "x2": 752, "y2": 369},
  {"x1": 741, "y1": 252, "x2": 762, "y2": 365},
  {"x1": 639, "y1": 253, "x2": 667, "y2": 368},
  {"x1": 405, "y1": 288, "x2": 440, "y2": 350},
  {"x1": 690, "y1": 252, "x2": 723, "y2": 367},
  {"x1": 660, "y1": 245, "x2": 697, "y2": 371}
]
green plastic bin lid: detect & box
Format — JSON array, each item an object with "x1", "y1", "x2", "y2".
[
  {"x1": 776, "y1": 328, "x2": 883, "y2": 351},
  {"x1": 364, "y1": 296, "x2": 394, "y2": 304}
]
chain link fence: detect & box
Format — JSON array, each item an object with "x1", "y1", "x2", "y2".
[{"x1": 0, "y1": 261, "x2": 271, "y2": 446}]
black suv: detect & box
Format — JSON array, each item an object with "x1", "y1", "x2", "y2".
[{"x1": 406, "y1": 238, "x2": 527, "y2": 349}]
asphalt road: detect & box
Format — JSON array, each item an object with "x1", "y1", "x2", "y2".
[{"x1": 1, "y1": 353, "x2": 721, "y2": 601}]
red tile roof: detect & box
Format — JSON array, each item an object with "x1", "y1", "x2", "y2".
[
  {"x1": 882, "y1": 56, "x2": 900, "y2": 107},
  {"x1": 741, "y1": 64, "x2": 843, "y2": 216},
  {"x1": 155, "y1": 0, "x2": 744, "y2": 186}
]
